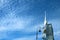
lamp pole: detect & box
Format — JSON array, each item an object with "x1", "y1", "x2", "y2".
[
  {"x1": 36, "y1": 30, "x2": 38, "y2": 40},
  {"x1": 36, "y1": 28, "x2": 41, "y2": 40}
]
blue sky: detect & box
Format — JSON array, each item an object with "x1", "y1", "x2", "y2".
[{"x1": 0, "y1": 0, "x2": 60, "y2": 40}]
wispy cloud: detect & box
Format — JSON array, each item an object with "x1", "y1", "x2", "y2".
[
  {"x1": 0, "y1": 14, "x2": 34, "y2": 32},
  {"x1": 13, "y1": 35, "x2": 35, "y2": 40}
]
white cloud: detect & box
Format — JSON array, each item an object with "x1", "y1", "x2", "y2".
[
  {"x1": 13, "y1": 35, "x2": 36, "y2": 40},
  {"x1": 13, "y1": 37, "x2": 34, "y2": 40},
  {"x1": 0, "y1": 12, "x2": 35, "y2": 32},
  {"x1": 12, "y1": 33, "x2": 42, "y2": 40}
]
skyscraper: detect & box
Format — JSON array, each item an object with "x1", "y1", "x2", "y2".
[{"x1": 42, "y1": 12, "x2": 54, "y2": 40}]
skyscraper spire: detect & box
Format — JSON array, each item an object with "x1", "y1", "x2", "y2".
[{"x1": 44, "y1": 11, "x2": 47, "y2": 26}]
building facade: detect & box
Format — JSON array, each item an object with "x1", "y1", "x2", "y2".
[{"x1": 42, "y1": 23, "x2": 54, "y2": 40}]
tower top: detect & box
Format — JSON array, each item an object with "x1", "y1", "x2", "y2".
[{"x1": 44, "y1": 11, "x2": 47, "y2": 26}]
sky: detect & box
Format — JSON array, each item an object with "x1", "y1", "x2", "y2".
[{"x1": 0, "y1": 0, "x2": 60, "y2": 40}]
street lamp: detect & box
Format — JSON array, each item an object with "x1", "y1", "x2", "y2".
[{"x1": 36, "y1": 28, "x2": 41, "y2": 40}]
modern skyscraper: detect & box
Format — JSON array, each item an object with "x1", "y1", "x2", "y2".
[
  {"x1": 36, "y1": 12, "x2": 54, "y2": 40},
  {"x1": 42, "y1": 12, "x2": 54, "y2": 40}
]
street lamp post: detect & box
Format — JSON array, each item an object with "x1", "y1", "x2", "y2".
[{"x1": 36, "y1": 28, "x2": 41, "y2": 40}]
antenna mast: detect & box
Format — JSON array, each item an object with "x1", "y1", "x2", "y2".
[{"x1": 44, "y1": 11, "x2": 47, "y2": 26}]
